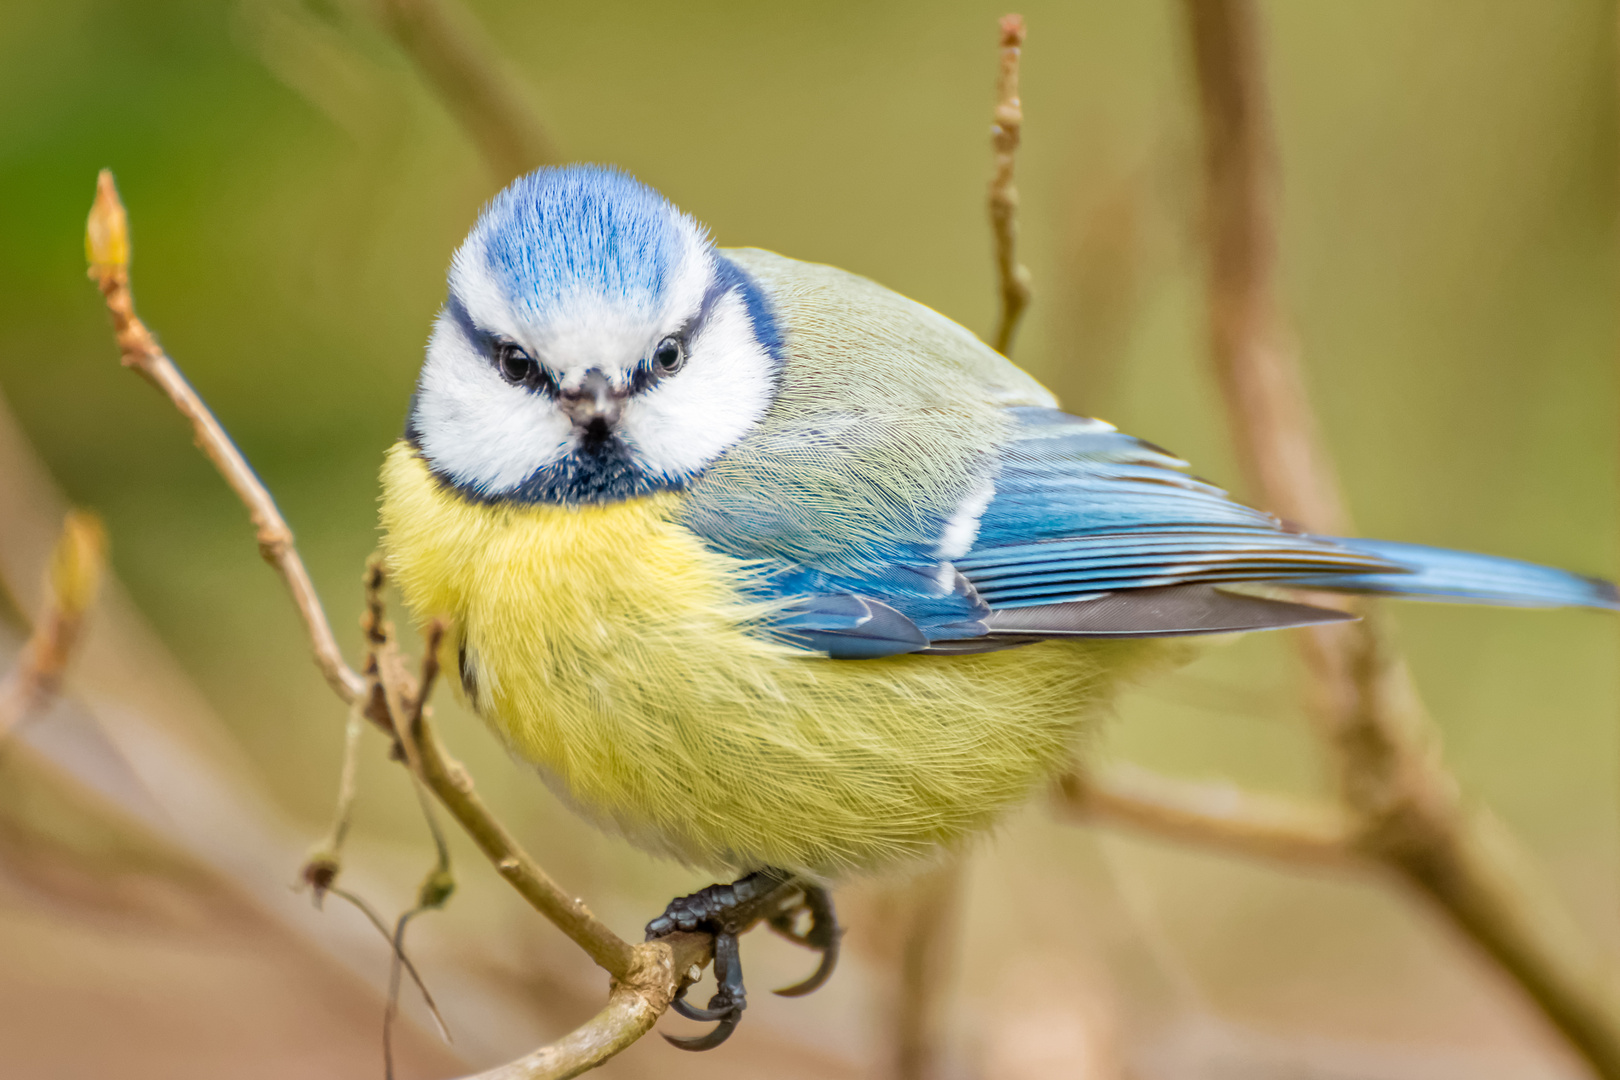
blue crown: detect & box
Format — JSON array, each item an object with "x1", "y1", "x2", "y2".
[{"x1": 463, "y1": 165, "x2": 704, "y2": 321}]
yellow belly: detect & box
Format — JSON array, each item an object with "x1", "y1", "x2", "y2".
[{"x1": 380, "y1": 443, "x2": 1156, "y2": 876}]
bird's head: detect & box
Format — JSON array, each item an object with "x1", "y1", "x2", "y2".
[{"x1": 406, "y1": 165, "x2": 782, "y2": 504}]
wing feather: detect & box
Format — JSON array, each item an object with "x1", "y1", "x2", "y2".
[{"x1": 957, "y1": 409, "x2": 1403, "y2": 609}]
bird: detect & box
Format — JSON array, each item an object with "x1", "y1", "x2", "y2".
[{"x1": 379, "y1": 164, "x2": 1618, "y2": 1049}]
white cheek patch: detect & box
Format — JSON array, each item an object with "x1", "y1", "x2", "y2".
[
  {"x1": 619, "y1": 290, "x2": 776, "y2": 479},
  {"x1": 412, "y1": 321, "x2": 573, "y2": 495}
]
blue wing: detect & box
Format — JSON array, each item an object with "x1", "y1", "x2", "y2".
[
  {"x1": 956, "y1": 408, "x2": 1617, "y2": 616},
  {"x1": 957, "y1": 409, "x2": 1405, "y2": 607},
  {"x1": 693, "y1": 406, "x2": 1617, "y2": 658}
]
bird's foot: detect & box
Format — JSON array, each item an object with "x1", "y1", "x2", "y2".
[{"x1": 645, "y1": 869, "x2": 841, "y2": 1050}]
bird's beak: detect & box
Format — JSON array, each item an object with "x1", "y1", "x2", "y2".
[{"x1": 558, "y1": 369, "x2": 624, "y2": 430}]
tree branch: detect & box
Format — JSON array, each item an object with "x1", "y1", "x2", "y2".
[
  {"x1": 1058, "y1": 765, "x2": 1352, "y2": 868},
  {"x1": 0, "y1": 511, "x2": 106, "y2": 741},
  {"x1": 84, "y1": 170, "x2": 744, "y2": 1074},
  {"x1": 1180, "y1": 2, "x2": 1620, "y2": 1075},
  {"x1": 358, "y1": 565, "x2": 638, "y2": 978},
  {"x1": 373, "y1": 0, "x2": 556, "y2": 181},
  {"x1": 988, "y1": 13, "x2": 1032, "y2": 357},
  {"x1": 457, "y1": 934, "x2": 710, "y2": 1080}
]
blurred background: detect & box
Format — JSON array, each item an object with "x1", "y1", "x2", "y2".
[{"x1": 0, "y1": 1, "x2": 1615, "y2": 1077}]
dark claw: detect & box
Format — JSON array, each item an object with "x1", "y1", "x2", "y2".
[
  {"x1": 771, "y1": 883, "x2": 841, "y2": 998},
  {"x1": 662, "y1": 1013, "x2": 740, "y2": 1052},
  {"x1": 774, "y1": 943, "x2": 839, "y2": 998},
  {"x1": 671, "y1": 988, "x2": 734, "y2": 1024}
]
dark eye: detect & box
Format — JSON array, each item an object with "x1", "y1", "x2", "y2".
[
  {"x1": 496, "y1": 342, "x2": 537, "y2": 385},
  {"x1": 652, "y1": 336, "x2": 685, "y2": 374}
]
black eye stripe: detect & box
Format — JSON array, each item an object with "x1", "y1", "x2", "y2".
[{"x1": 627, "y1": 358, "x2": 661, "y2": 395}]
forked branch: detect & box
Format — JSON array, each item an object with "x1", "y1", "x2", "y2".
[{"x1": 1177, "y1": 1, "x2": 1620, "y2": 1075}]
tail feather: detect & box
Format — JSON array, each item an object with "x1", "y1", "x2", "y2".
[{"x1": 1291, "y1": 539, "x2": 1620, "y2": 611}]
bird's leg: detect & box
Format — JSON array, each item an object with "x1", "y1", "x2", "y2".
[
  {"x1": 767, "y1": 882, "x2": 842, "y2": 997},
  {"x1": 646, "y1": 868, "x2": 841, "y2": 1051}
]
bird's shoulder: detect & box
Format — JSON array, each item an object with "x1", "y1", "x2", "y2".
[
  {"x1": 720, "y1": 247, "x2": 1055, "y2": 410},
  {"x1": 674, "y1": 249, "x2": 1041, "y2": 643}
]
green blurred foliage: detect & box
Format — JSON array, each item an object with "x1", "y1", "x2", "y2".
[{"x1": 0, "y1": 0, "x2": 1615, "y2": 1053}]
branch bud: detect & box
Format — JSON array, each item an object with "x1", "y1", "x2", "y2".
[
  {"x1": 85, "y1": 170, "x2": 130, "y2": 274},
  {"x1": 417, "y1": 867, "x2": 456, "y2": 910},
  {"x1": 48, "y1": 512, "x2": 107, "y2": 618}
]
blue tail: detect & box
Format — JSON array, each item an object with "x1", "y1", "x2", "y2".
[{"x1": 1290, "y1": 539, "x2": 1620, "y2": 611}]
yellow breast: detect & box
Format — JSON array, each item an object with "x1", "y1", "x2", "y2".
[{"x1": 379, "y1": 442, "x2": 1155, "y2": 876}]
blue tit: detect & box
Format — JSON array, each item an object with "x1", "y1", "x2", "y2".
[{"x1": 380, "y1": 165, "x2": 1617, "y2": 1046}]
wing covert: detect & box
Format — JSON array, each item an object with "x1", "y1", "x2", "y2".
[{"x1": 958, "y1": 408, "x2": 1405, "y2": 609}]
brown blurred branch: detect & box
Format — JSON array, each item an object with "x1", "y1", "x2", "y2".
[
  {"x1": 1059, "y1": 765, "x2": 1352, "y2": 868},
  {"x1": 889, "y1": 859, "x2": 965, "y2": 1080},
  {"x1": 84, "y1": 170, "x2": 756, "y2": 1076},
  {"x1": 1179, "y1": 2, "x2": 1620, "y2": 1076},
  {"x1": 1182, "y1": 0, "x2": 1344, "y2": 535},
  {"x1": 373, "y1": 0, "x2": 556, "y2": 180},
  {"x1": 0, "y1": 512, "x2": 106, "y2": 741},
  {"x1": 988, "y1": 13, "x2": 1032, "y2": 357}
]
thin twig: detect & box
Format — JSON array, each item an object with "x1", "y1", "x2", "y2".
[
  {"x1": 0, "y1": 512, "x2": 107, "y2": 741},
  {"x1": 1182, "y1": 2, "x2": 1620, "y2": 1075},
  {"x1": 373, "y1": 0, "x2": 556, "y2": 180},
  {"x1": 384, "y1": 627, "x2": 458, "y2": 1077},
  {"x1": 988, "y1": 13, "x2": 1032, "y2": 357},
  {"x1": 385, "y1": 907, "x2": 430, "y2": 1079},
  {"x1": 1058, "y1": 766, "x2": 1352, "y2": 868},
  {"x1": 85, "y1": 170, "x2": 367, "y2": 707},
  {"x1": 301, "y1": 698, "x2": 368, "y2": 903},
  {"x1": 332, "y1": 701, "x2": 367, "y2": 852},
  {"x1": 330, "y1": 885, "x2": 453, "y2": 1044},
  {"x1": 454, "y1": 893, "x2": 800, "y2": 1080}
]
